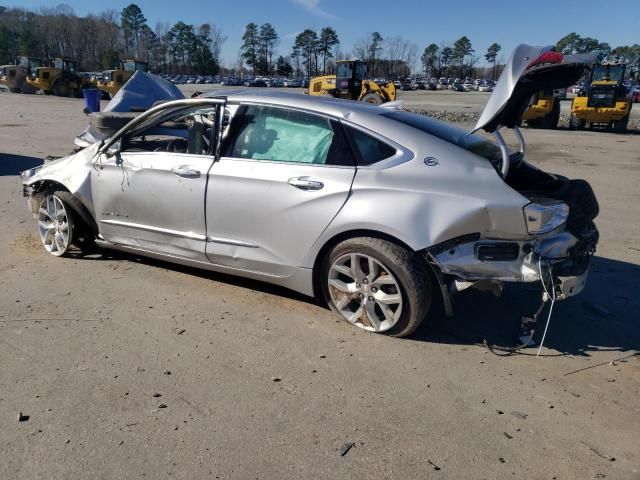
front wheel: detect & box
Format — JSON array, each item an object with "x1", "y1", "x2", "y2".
[
  {"x1": 569, "y1": 115, "x2": 586, "y2": 130},
  {"x1": 38, "y1": 192, "x2": 75, "y2": 256},
  {"x1": 321, "y1": 237, "x2": 432, "y2": 337}
]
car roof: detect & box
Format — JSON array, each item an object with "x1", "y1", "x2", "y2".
[{"x1": 201, "y1": 89, "x2": 387, "y2": 120}]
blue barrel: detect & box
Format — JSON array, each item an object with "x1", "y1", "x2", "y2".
[{"x1": 83, "y1": 88, "x2": 101, "y2": 113}]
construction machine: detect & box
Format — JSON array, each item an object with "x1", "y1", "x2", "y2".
[
  {"x1": 308, "y1": 59, "x2": 396, "y2": 104},
  {"x1": 26, "y1": 57, "x2": 89, "y2": 97},
  {"x1": 0, "y1": 57, "x2": 42, "y2": 94},
  {"x1": 522, "y1": 90, "x2": 561, "y2": 129},
  {"x1": 96, "y1": 59, "x2": 149, "y2": 98},
  {"x1": 569, "y1": 63, "x2": 632, "y2": 132}
]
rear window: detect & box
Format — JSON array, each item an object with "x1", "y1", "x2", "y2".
[
  {"x1": 381, "y1": 110, "x2": 502, "y2": 166},
  {"x1": 345, "y1": 126, "x2": 397, "y2": 165}
]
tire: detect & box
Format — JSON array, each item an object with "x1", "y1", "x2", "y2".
[
  {"x1": 54, "y1": 190, "x2": 97, "y2": 252},
  {"x1": 321, "y1": 237, "x2": 432, "y2": 337},
  {"x1": 612, "y1": 116, "x2": 629, "y2": 133},
  {"x1": 361, "y1": 92, "x2": 384, "y2": 105},
  {"x1": 38, "y1": 192, "x2": 76, "y2": 256},
  {"x1": 569, "y1": 115, "x2": 586, "y2": 130},
  {"x1": 53, "y1": 80, "x2": 70, "y2": 97},
  {"x1": 9, "y1": 87, "x2": 20, "y2": 93},
  {"x1": 547, "y1": 99, "x2": 561, "y2": 129}
]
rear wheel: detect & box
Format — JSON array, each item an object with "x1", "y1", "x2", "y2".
[
  {"x1": 612, "y1": 116, "x2": 629, "y2": 133},
  {"x1": 53, "y1": 80, "x2": 70, "y2": 97},
  {"x1": 321, "y1": 237, "x2": 431, "y2": 337},
  {"x1": 361, "y1": 92, "x2": 384, "y2": 105},
  {"x1": 9, "y1": 87, "x2": 20, "y2": 93}
]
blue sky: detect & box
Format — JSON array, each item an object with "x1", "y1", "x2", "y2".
[{"x1": 15, "y1": 0, "x2": 640, "y2": 67}]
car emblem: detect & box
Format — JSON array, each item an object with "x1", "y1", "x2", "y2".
[{"x1": 424, "y1": 157, "x2": 439, "y2": 167}]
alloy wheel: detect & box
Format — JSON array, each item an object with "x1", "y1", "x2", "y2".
[
  {"x1": 328, "y1": 253, "x2": 403, "y2": 332},
  {"x1": 38, "y1": 194, "x2": 71, "y2": 256}
]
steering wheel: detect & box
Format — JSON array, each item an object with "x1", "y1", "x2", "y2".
[{"x1": 165, "y1": 138, "x2": 187, "y2": 153}]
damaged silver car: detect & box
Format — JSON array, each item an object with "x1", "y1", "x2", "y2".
[{"x1": 21, "y1": 45, "x2": 599, "y2": 338}]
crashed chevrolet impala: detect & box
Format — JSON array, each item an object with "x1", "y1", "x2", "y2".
[{"x1": 21, "y1": 45, "x2": 599, "y2": 338}]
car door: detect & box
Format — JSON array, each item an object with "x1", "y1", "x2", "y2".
[
  {"x1": 92, "y1": 100, "x2": 226, "y2": 261},
  {"x1": 204, "y1": 104, "x2": 357, "y2": 277}
]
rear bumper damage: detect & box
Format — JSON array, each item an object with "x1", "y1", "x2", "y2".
[{"x1": 425, "y1": 222, "x2": 598, "y2": 313}]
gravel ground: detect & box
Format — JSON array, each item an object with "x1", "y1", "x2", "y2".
[{"x1": 0, "y1": 90, "x2": 639, "y2": 480}]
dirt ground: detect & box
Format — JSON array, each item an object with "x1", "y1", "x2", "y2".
[{"x1": 0, "y1": 90, "x2": 639, "y2": 480}]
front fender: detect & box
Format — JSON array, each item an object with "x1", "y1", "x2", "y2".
[{"x1": 22, "y1": 143, "x2": 99, "y2": 215}]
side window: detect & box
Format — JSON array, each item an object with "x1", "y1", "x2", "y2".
[
  {"x1": 121, "y1": 106, "x2": 217, "y2": 155},
  {"x1": 345, "y1": 126, "x2": 397, "y2": 165},
  {"x1": 224, "y1": 105, "x2": 338, "y2": 164}
]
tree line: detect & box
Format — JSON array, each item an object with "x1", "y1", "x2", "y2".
[
  {"x1": 2, "y1": 4, "x2": 638, "y2": 80},
  {"x1": 0, "y1": 3, "x2": 227, "y2": 74}
]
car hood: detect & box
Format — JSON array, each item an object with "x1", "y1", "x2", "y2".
[{"x1": 473, "y1": 44, "x2": 595, "y2": 133}]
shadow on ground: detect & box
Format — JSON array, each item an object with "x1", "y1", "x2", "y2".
[
  {"x1": 414, "y1": 256, "x2": 640, "y2": 357},
  {"x1": 0, "y1": 153, "x2": 42, "y2": 176},
  {"x1": 70, "y1": 246, "x2": 639, "y2": 357}
]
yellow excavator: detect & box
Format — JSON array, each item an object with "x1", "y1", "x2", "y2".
[
  {"x1": 96, "y1": 59, "x2": 149, "y2": 98},
  {"x1": 522, "y1": 90, "x2": 561, "y2": 129},
  {"x1": 569, "y1": 63, "x2": 632, "y2": 132},
  {"x1": 26, "y1": 57, "x2": 90, "y2": 97},
  {"x1": 308, "y1": 59, "x2": 396, "y2": 104},
  {"x1": 0, "y1": 57, "x2": 42, "y2": 93}
]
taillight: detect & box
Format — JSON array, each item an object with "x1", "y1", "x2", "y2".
[{"x1": 528, "y1": 51, "x2": 563, "y2": 69}]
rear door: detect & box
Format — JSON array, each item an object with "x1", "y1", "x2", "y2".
[{"x1": 204, "y1": 104, "x2": 356, "y2": 277}]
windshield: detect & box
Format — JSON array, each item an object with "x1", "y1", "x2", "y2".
[
  {"x1": 381, "y1": 110, "x2": 502, "y2": 166},
  {"x1": 592, "y1": 65, "x2": 625, "y2": 83}
]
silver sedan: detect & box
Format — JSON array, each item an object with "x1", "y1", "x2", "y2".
[{"x1": 21, "y1": 45, "x2": 599, "y2": 337}]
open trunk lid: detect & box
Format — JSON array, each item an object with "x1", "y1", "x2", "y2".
[{"x1": 473, "y1": 44, "x2": 595, "y2": 133}]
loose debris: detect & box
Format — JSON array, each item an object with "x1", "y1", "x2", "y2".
[
  {"x1": 158, "y1": 403, "x2": 167, "y2": 409},
  {"x1": 271, "y1": 377, "x2": 282, "y2": 382},
  {"x1": 339, "y1": 442, "x2": 355, "y2": 457},
  {"x1": 18, "y1": 412, "x2": 29, "y2": 422},
  {"x1": 503, "y1": 432, "x2": 513, "y2": 440},
  {"x1": 428, "y1": 459, "x2": 441, "y2": 471},
  {"x1": 152, "y1": 393, "x2": 162, "y2": 398},
  {"x1": 510, "y1": 411, "x2": 528, "y2": 419}
]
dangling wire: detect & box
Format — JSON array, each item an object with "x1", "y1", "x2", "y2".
[{"x1": 536, "y1": 257, "x2": 556, "y2": 357}]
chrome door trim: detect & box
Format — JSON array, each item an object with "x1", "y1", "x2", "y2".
[
  {"x1": 206, "y1": 235, "x2": 259, "y2": 248},
  {"x1": 99, "y1": 219, "x2": 207, "y2": 241}
]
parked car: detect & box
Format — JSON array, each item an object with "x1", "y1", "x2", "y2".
[
  {"x1": 438, "y1": 77, "x2": 448, "y2": 89},
  {"x1": 462, "y1": 80, "x2": 474, "y2": 91},
  {"x1": 21, "y1": 45, "x2": 598, "y2": 338},
  {"x1": 478, "y1": 81, "x2": 494, "y2": 92}
]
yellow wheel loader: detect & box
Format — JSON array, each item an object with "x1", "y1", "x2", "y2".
[
  {"x1": 96, "y1": 59, "x2": 148, "y2": 98},
  {"x1": 522, "y1": 90, "x2": 561, "y2": 129},
  {"x1": 569, "y1": 63, "x2": 632, "y2": 132},
  {"x1": 0, "y1": 57, "x2": 42, "y2": 94},
  {"x1": 26, "y1": 58, "x2": 88, "y2": 97},
  {"x1": 308, "y1": 59, "x2": 396, "y2": 104}
]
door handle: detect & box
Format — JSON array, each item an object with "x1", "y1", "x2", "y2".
[
  {"x1": 171, "y1": 166, "x2": 201, "y2": 178},
  {"x1": 288, "y1": 176, "x2": 324, "y2": 191}
]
